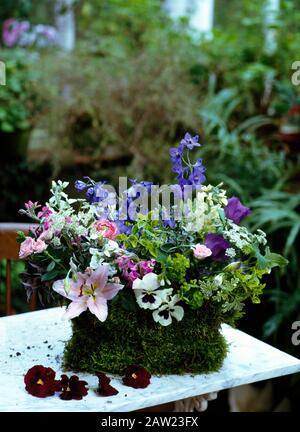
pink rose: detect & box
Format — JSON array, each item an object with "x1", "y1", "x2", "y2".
[
  {"x1": 19, "y1": 237, "x2": 35, "y2": 259},
  {"x1": 192, "y1": 244, "x2": 212, "y2": 260},
  {"x1": 34, "y1": 239, "x2": 47, "y2": 254},
  {"x1": 95, "y1": 219, "x2": 118, "y2": 240},
  {"x1": 19, "y1": 236, "x2": 48, "y2": 259}
]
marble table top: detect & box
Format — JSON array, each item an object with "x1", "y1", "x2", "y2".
[{"x1": 0, "y1": 307, "x2": 300, "y2": 412}]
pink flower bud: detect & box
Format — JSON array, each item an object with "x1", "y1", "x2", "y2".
[{"x1": 192, "y1": 244, "x2": 212, "y2": 260}]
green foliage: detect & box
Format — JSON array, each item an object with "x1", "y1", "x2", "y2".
[
  {"x1": 179, "y1": 279, "x2": 204, "y2": 309},
  {"x1": 0, "y1": 0, "x2": 33, "y2": 21},
  {"x1": 0, "y1": 260, "x2": 25, "y2": 315},
  {"x1": 163, "y1": 254, "x2": 190, "y2": 285},
  {"x1": 247, "y1": 190, "x2": 300, "y2": 339},
  {"x1": 0, "y1": 49, "x2": 43, "y2": 133},
  {"x1": 64, "y1": 301, "x2": 228, "y2": 375},
  {"x1": 34, "y1": 43, "x2": 199, "y2": 179},
  {"x1": 179, "y1": 266, "x2": 268, "y2": 318},
  {"x1": 77, "y1": 0, "x2": 175, "y2": 58},
  {"x1": 119, "y1": 214, "x2": 170, "y2": 258}
]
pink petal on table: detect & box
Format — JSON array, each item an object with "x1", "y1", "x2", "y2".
[{"x1": 87, "y1": 296, "x2": 108, "y2": 322}]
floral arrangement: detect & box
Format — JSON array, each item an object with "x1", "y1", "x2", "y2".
[{"x1": 18, "y1": 133, "x2": 287, "y2": 375}]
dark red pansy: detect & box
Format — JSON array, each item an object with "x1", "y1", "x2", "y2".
[
  {"x1": 97, "y1": 372, "x2": 119, "y2": 397},
  {"x1": 24, "y1": 365, "x2": 59, "y2": 398},
  {"x1": 122, "y1": 365, "x2": 151, "y2": 389},
  {"x1": 58, "y1": 374, "x2": 88, "y2": 400}
]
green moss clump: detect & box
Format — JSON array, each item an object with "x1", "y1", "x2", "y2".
[{"x1": 63, "y1": 302, "x2": 228, "y2": 375}]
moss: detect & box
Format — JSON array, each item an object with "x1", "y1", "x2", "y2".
[{"x1": 63, "y1": 302, "x2": 228, "y2": 375}]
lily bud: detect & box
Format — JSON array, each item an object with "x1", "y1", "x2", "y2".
[{"x1": 223, "y1": 261, "x2": 241, "y2": 272}]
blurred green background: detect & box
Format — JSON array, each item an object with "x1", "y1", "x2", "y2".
[{"x1": 1, "y1": 0, "x2": 300, "y2": 411}]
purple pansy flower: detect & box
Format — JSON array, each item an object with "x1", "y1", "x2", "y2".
[
  {"x1": 205, "y1": 234, "x2": 230, "y2": 262},
  {"x1": 225, "y1": 197, "x2": 251, "y2": 225}
]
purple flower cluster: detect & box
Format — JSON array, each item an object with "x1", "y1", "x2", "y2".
[
  {"x1": 169, "y1": 133, "x2": 206, "y2": 189},
  {"x1": 116, "y1": 256, "x2": 156, "y2": 286},
  {"x1": 75, "y1": 133, "x2": 206, "y2": 231},
  {"x1": 2, "y1": 18, "x2": 57, "y2": 48},
  {"x1": 75, "y1": 178, "x2": 155, "y2": 235},
  {"x1": 126, "y1": 179, "x2": 153, "y2": 221},
  {"x1": 75, "y1": 178, "x2": 110, "y2": 204}
]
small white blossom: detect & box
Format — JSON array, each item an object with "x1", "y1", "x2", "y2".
[{"x1": 225, "y1": 248, "x2": 236, "y2": 258}]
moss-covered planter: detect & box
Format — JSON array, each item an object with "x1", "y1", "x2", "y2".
[{"x1": 63, "y1": 302, "x2": 228, "y2": 375}]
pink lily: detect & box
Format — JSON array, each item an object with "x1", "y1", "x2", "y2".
[{"x1": 52, "y1": 265, "x2": 123, "y2": 322}]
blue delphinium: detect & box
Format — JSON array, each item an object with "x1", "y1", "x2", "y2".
[
  {"x1": 75, "y1": 177, "x2": 110, "y2": 204},
  {"x1": 169, "y1": 132, "x2": 206, "y2": 189},
  {"x1": 180, "y1": 132, "x2": 201, "y2": 150},
  {"x1": 74, "y1": 180, "x2": 87, "y2": 192}
]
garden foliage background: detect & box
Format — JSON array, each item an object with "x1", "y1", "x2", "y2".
[{"x1": 1, "y1": 0, "x2": 300, "y2": 410}]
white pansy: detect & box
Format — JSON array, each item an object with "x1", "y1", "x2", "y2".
[
  {"x1": 152, "y1": 295, "x2": 184, "y2": 326},
  {"x1": 132, "y1": 273, "x2": 172, "y2": 310}
]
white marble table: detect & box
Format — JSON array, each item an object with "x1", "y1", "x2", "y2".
[{"x1": 0, "y1": 307, "x2": 300, "y2": 412}]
